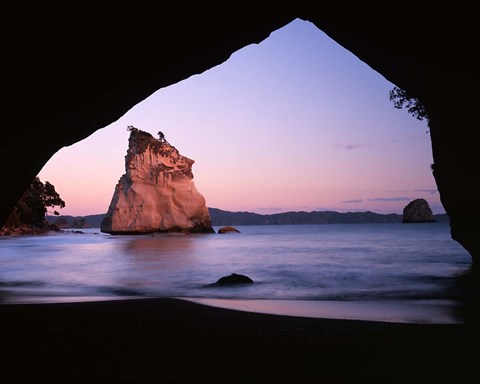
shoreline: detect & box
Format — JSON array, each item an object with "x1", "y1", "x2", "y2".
[
  {"x1": 1, "y1": 294, "x2": 464, "y2": 324},
  {"x1": 183, "y1": 297, "x2": 463, "y2": 324},
  {"x1": 2, "y1": 297, "x2": 479, "y2": 382}
]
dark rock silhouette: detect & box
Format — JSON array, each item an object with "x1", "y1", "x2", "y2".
[
  {"x1": 217, "y1": 226, "x2": 241, "y2": 234},
  {"x1": 1, "y1": 9, "x2": 479, "y2": 263},
  {"x1": 214, "y1": 273, "x2": 253, "y2": 285},
  {"x1": 402, "y1": 199, "x2": 436, "y2": 223}
]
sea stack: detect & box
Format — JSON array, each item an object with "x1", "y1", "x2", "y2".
[
  {"x1": 402, "y1": 198, "x2": 436, "y2": 223},
  {"x1": 101, "y1": 127, "x2": 214, "y2": 234}
]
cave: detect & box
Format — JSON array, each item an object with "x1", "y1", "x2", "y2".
[{"x1": 2, "y1": 7, "x2": 479, "y2": 262}]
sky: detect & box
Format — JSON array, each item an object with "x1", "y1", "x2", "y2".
[{"x1": 38, "y1": 18, "x2": 442, "y2": 217}]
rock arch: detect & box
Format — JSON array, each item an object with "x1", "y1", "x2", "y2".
[{"x1": 2, "y1": 7, "x2": 478, "y2": 262}]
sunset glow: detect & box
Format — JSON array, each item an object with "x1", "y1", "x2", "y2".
[{"x1": 38, "y1": 19, "x2": 440, "y2": 217}]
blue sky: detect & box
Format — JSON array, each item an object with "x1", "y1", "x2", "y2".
[{"x1": 39, "y1": 18, "x2": 441, "y2": 216}]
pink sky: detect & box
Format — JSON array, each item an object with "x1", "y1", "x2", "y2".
[{"x1": 38, "y1": 19, "x2": 441, "y2": 217}]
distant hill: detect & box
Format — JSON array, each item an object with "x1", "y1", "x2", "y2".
[
  {"x1": 209, "y1": 209, "x2": 448, "y2": 225},
  {"x1": 46, "y1": 209, "x2": 449, "y2": 228},
  {"x1": 432, "y1": 213, "x2": 449, "y2": 222},
  {"x1": 208, "y1": 208, "x2": 404, "y2": 225},
  {"x1": 46, "y1": 214, "x2": 106, "y2": 229}
]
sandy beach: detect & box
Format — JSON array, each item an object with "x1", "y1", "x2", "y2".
[{"x1": 2, "y1": 297, "x2": 479, "y2": 383}]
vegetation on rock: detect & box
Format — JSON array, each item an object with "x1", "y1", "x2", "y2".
[
  {"x1": 389, "y1": 86, "x2": 429, "y2": 122},
  {"x1": 1, "y1": 177, "x2": 65, "y2": 235}
]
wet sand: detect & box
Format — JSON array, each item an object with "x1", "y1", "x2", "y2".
[
  {"x1": 186, "y1": 297, "x2": 463, "y2": 324},
  {"x1": 1, "y1": 297, "x2": 479, "y2": 383}
]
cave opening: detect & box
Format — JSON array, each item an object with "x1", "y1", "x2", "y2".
[
  {"x1": 38, "y1": 19, "x2": 440, "y2": 220},
  {"x1": 0, "y1": 18, "x2": 475, "y2": 324}
]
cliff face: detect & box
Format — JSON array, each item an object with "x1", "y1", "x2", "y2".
[{"x1": 101, "y1": 129, "x2": 214, "y2": 234}]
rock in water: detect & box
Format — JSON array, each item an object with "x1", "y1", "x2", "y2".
[
  {"x1": 214, "y1": 273, "x2": 253, "y2": 285},
  {"x1": 402, "y1": 198, "x2": 436, "y2": 223},
  {"x1": 217, "y1": 226, "x2": 241, "y2": 234},
  {"x1": 101, "y1": 128, "x2": 214, "y2": 234}
]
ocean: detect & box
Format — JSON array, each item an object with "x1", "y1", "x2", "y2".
[{"x1": 0, "y1": 222, "x2": 476, "y2": 323}]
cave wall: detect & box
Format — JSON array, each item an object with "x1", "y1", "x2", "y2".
[
  {"x1": 300, "y1": 11, "x2": 480, "y2": 261},
  {"x1": 2, "y1": 7, "x2": 479, "y2": 261},
  {"x1": 1, "y1": 6, "x2": 295, "y2": 228}
]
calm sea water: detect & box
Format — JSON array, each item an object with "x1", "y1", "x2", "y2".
[{"x1": 0, "y1": 222, "x2": 476, "y2": 322}]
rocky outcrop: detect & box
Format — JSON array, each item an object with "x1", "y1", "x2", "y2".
[
  {"x1": 0, "y1": 222, "x2": 60, "y2": 236},
  {"x1": 402, "y1": 198, "x2": 436, "y2": 223},
  {"x1": 213, "y1": 273, "x2": 253, "y2": 285},
  {"x1": 217, "y1": 226, "x2": 241, "y2": 234},
  {"x1": 100, "y1": 128, "x2": 214, "y2": 234}
]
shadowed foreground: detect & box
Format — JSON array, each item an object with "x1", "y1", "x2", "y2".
[{"x1": 1, "y1": 298, "x2": 479, "y2": 383}]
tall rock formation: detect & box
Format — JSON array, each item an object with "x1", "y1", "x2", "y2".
[
  {"x1": 402, "y1": 198, "x2": 436, "y2": 223},
  {"x1": 101, "y1": 128, "x2": 214, "y2": 234}
]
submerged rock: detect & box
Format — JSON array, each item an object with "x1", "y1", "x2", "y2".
[
  {"x1": 402, "y1": 198, "x2": 436, "y2": 223},
  {"x1": 101, "y1": 128, "x2": 214, "y2": 234},
  {"x1": 214, "y1": 273, "x2": 253, "y2": 285}
]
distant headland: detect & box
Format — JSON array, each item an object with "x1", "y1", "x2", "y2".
[{"x1": 47, "y1": 208, "x2": 448, "y2": 229}]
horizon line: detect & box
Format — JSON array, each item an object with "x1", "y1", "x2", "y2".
[{"x1": 48, "y1": 207, "x2": 448, "y2": 218}]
